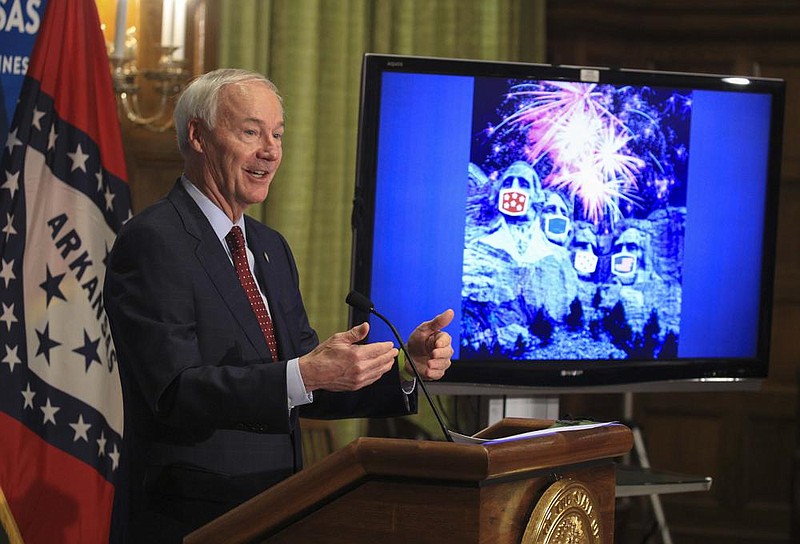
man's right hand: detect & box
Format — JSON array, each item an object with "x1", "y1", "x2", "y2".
[{"x1": 298, "y1": 322, "x2": 398, "y2": 392}]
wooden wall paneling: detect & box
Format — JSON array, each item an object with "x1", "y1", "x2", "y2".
[
  {"x1": 121, "y1": 129, "x2": 182, "y2": 213},
  {"x1": 633, "y1": 390, "x2": 796, "y2": 541},
  {"x1": 771, "y1": 299, "x2": 800, "y2": 384},
  {"x1": 548, "y1": 1, "x2": 800, "y2": 542}
]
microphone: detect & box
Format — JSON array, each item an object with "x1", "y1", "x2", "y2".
[{"x1": 346, "y1": 290, "x2": 453, "y2": 442}]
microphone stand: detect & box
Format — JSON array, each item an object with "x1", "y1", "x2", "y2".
[{"x1": 367, "y1": 306, "x2": 454, "y2": 442}]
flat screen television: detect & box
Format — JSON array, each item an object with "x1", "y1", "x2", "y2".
[{"x1": 349, "y1": 54, "x2": 785, "y2": 393}]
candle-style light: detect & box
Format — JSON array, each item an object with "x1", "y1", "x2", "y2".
[
  {"x1": 160, "y1": 0, "x2": 187, "y2": 61},
  {"x1": 172, "y1": 0, "x2": 187, "y2": 62},
  {"x1": 109, "y1": 0, "x2": 190, "y2": 132},
  {"x1": 161, "y1": 0, "x2": 174, "y2": 53},
  {"x1": 112, "y1": 0, "x2": 127, "y2": 59}
]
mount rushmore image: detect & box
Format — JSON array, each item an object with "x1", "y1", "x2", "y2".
[{"x1": 460, "y1": 79, "x2": 691, "y2": 362}]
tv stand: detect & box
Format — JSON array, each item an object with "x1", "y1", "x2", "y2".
[{"x1": 619, "y1": 393, "x2": 712, "y2": 543}]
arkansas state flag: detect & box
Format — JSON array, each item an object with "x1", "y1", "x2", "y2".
[{"x1": 0, "y1": 1, "x2": 131, "y2": 542}]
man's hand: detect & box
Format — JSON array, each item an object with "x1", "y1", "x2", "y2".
[
  {"x1": 406, "y1": 309, "x2": 454, "y2": 381},
  {"x1": 298, "y1": 322, "x2": 398, "y2": 392}
]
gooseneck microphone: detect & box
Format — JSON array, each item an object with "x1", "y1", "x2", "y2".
[{"x1": 346, "y1": 290, "x2": 453, "y2": 442}]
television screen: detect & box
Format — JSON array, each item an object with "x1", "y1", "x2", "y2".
[{"x1": 349, "y1": 54, "x2": 785, "y2": 391}]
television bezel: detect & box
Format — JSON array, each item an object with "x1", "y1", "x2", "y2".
[{"x1": 349, "y1": 53, "x2": 785, "y2": 393}]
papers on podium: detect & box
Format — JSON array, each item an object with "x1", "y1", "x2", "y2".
[{"x1": 449, "y1": 421, "x2": 617, "y2": 445}]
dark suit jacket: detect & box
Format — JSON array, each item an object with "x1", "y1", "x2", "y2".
[{"x1": 104, "y1": 181, "x2": 415, "y2": 539}]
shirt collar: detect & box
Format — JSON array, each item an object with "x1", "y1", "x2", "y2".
[{"x1": 181, "y1": 176, "x2": 246, "y2": 249}]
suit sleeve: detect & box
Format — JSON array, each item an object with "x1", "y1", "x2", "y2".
[{"x1": 300, "y1": 371, "x2": 418, "y2": 420}]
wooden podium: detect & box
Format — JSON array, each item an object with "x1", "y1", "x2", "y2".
[{"x1": 184, "y1": 418, "x2": 632, "y2": 543}]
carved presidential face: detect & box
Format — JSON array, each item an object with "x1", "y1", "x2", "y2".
[
  {"x1": 611, "y1": 227, "x2": 646, "y2": 284},
  {"x1": 541, "y1": 191, "x2": 572, "y2": 246},
  {"x1": 571, "y1": 224, "x2": 599, "y2": 278},
  {"x1": 497, "y1": 160, "x2": 542, "y2": 218},
  {"x1": 188, "y1": 80, "x2": 284, "y2": 221}
]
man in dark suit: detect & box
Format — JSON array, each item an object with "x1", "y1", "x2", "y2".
[{"x1": 104, "y1": 68, "x2": 454, "y2": 542}]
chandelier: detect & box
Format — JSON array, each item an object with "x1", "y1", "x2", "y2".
[{"x1": 105, "y1": 0, "x2": 192, "y2": 132}]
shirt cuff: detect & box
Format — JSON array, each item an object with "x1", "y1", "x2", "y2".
[
  {"x1": 287, "y1": 357, "x2": 313, "y2": 410},
  {"x1": 401, "y1": 377, "x2": 417, "y2": 395},
  {"x1": 399, "y1": 352, "x2": 417, "y2": 394}
]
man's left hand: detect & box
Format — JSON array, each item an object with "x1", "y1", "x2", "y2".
[{"x1": 406, "y1": 309, "x2": 454, "y2": 380}]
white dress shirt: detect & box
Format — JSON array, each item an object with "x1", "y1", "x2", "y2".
[{"x1": 182, "y1": 177, "x2": 313, "y2": 410}]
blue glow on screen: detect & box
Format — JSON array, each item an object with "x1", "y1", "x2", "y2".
[
  {"x1": 370, "y1": 73, "x2": 472, "y2": 342},
  {"x1": 679, "y1": 90, "x2": 772, "y2": 357}
]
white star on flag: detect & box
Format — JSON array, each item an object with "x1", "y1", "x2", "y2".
[
  {"x1": 67, "y1": 143, "x2": 90, "y2": 172},
  {"x1": 96, "y1": 430, "x2": 107, "y2": 457},
  {"x1": 21, "y1": 383, "x2": 36, "y2": 410},
  {"x1": 48, "y1": 124, "x2": 57, "y2": 150},
  {"x1": 40, "y1": 398, "x2": 60, "y2": 425},
  {"x1": 69, "y1": 414, "x2": 92, "y2": 442},
  {"x1": 2, "y1": 170, "x2": 19, "y2": 198},
  {"x1": 2, "y1": 212, "x2": 17, "y2": 240},
  {"x1": 32, "y1": 108, "x2": 47, "y2": 131},
  {"x1": 3, "y1": 344, "x2": 21, "y2": 373},
  {"x1": 109, "y1": 443, "x2": 120, "y2": 470},
  {"x1": 5, "y1": 128, "x2": 22, "y2": 154},
  {"x1": 104, "y1": 185, "x2": 115, "y2": 211},
  {"x1": 0, "y1": 302, "x2": 17, "y2": 331},
  {"x1": 0, "y1": 258, "x2": 15, "y2": 288}
]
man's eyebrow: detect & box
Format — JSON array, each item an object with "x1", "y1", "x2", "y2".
[{"x1": 242, "y1": 118, "x2": 285, "y2": 129}]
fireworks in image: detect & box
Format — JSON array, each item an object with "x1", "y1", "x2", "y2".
[{"x1": 480, "y1": 80, "x2": 692, "y2": 227}]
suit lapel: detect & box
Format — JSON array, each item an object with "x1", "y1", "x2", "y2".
[{"x1": 168, "y1": 182, "x2": 273, "y2": 361}]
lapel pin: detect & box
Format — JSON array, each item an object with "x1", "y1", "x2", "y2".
[{"x1": 263, "y1": 251, "x2": 270, "y2": 264}]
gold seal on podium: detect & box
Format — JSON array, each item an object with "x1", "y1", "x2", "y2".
[{"x1": 522, "y1": 479, "x2": 603, "y2": 544}]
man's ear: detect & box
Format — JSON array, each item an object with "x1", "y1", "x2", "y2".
[{"x1": 187, "y1": 118, "x2": 205, "y2": 153}]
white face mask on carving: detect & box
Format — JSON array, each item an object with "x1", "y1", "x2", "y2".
[
  {"x1": 611, "y1": 250, "x2": 638, "y2": 280},
  {"x1": 544, "y1": 215, "x2": 570, "y2": 244},
  {"x1": 498, "y1": 178, "x2": 530, "y2": 217},
  {"x1": 574, "y1": 249, "x2": 599, "y2": 275}
]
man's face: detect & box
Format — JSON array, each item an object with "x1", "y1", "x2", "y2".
[{"x1": 191, "y1": 80, "x2": 284, "y2": 219}]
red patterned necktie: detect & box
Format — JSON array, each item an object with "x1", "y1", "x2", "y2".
[{"x1": 225, "y1": 226, "x2": 279, "y2": 360}]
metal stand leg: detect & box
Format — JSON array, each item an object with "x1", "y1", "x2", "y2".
[
  {"x1": 625, "y1": 393, "x2": 672, "y2": 544},
  {"x1": 631, "y1": 426, "x2": 672, "y2": 544}
]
